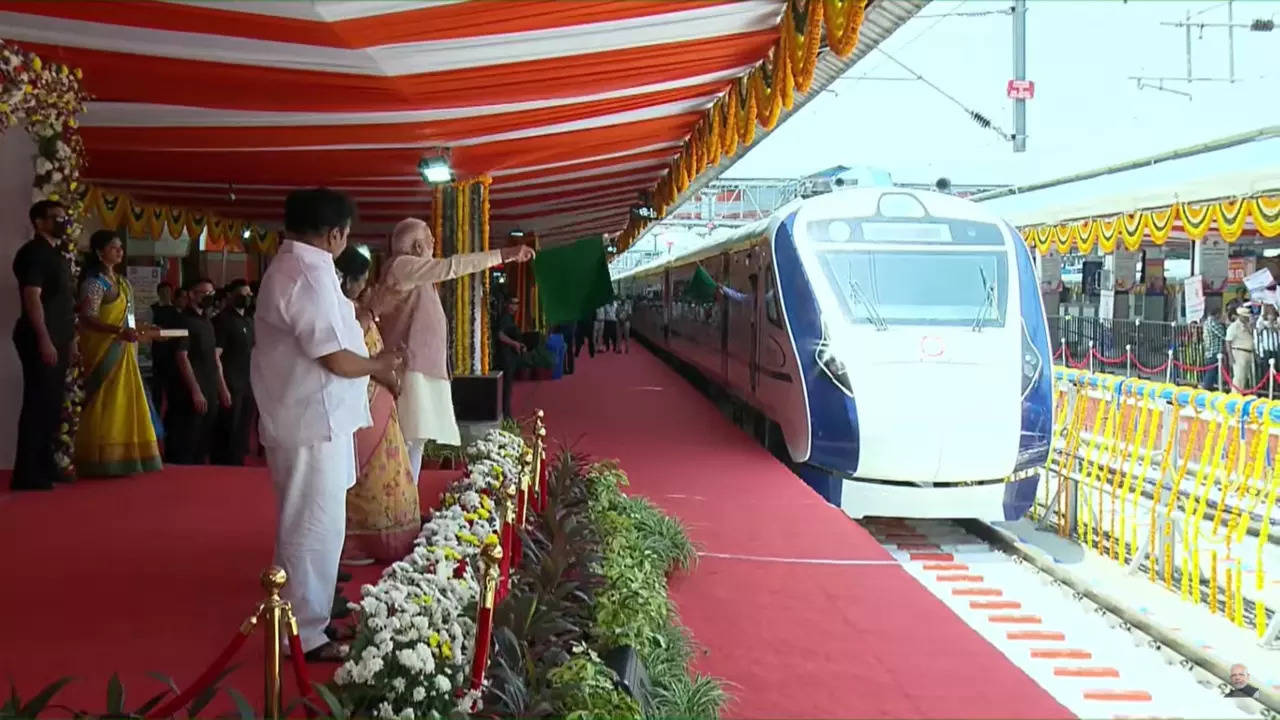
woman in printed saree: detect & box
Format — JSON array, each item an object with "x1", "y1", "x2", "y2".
[
  {"x1": 75, "y1": 230, "x2": 163, "y2": 476},
  {"x1": 335, "y1": 245, "x2": 420, "y2": 564}
]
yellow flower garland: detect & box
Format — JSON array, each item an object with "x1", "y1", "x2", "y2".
[
  {"x1": 1023, "y1": 193, "x2": 1280, "y2": 256},
  {"x1": 617, "y1": 0, "x2": 868, "y2": 253}
]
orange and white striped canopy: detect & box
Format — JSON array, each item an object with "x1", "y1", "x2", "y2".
[{"x1": 0, "y1": 0, "x2": 920, "y2": 249}]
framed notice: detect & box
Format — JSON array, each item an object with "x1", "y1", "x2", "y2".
[{"x1": 1184, "y1": 275, "x2": 1205, "y2": 322}]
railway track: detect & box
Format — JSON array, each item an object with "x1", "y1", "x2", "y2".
[{"x1": 859, "y1": 516, "x2": 1279, "y2": 719}]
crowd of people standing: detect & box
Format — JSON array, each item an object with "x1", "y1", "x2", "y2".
[{"x1": 12, "y1": 189, "x2": 534, "y2": 663}]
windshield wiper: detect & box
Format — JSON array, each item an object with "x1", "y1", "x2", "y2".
[
  {"x1": 972, "y1": 267, "x2": 996, "y2": 332},
  {"x1": 848, "y1": 279, "x2": 889, "y2": 331}
]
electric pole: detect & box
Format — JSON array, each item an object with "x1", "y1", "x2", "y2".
[{"x1": 1012, "y1": 0, "x2": 1027, "y2": 152}]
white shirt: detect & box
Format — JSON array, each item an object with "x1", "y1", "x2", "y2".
[
  {"x1": 251, "y1": 240, "x2": 372, "y2": 449},
  {"x1": 600, "y1": 301, "x2": 617, "y2": 321}
]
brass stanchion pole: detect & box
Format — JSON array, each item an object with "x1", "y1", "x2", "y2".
[
  {"x1": 469, "y1": 541, "x2": 504, "y2": 691},
  {"x1": 260, "y1": 566, "x2": 287, "y2": 720},
  {"x1": 520, "y1": 447, "x2": 534, "y2": 525}
]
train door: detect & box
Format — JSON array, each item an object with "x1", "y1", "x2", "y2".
[
  {"x1": 662, "y1": 266, "x2": 671, "y2": 344},
  {"x1": 720, "y1": 253, "x2": 730, "y2": 379},
  {"x1": 749, "y1": 267, "x2": 761, "y2": 394}
]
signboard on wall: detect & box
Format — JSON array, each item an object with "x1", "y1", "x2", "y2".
[
  {"x1": 1228, "y1": 256, "x2": 1256, "y2": 285},
  {"x1": 1184, "y1": 275, "x2": 1205, "y2": 322},
  {"x1": 1099, "y1": 288, "x2": 1115, "y2": 319},
  {"x1": 1195, "y1": 237, "x2": 1229, "y2": 290},
  {"x1": 1037, "y1": 248, "x2": 1062, "y2": 291},
  {"x1": 128, "y1": 265, "x2": 163, "y2": 327}
]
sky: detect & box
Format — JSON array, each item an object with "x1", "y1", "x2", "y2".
[{"x1": 722, "y1": 0, "x2": 1280, "y2": 187}]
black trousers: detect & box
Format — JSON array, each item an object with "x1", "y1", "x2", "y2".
[
  {"x1": 11, "y1": 328, "x2": 69, "y2": 490},
  {"x1": 212, "y1": 382, "x2": 253, "y2": 465},
  {"x1": 164, "y1": 387, "x2": 216, "y2": 465},
  {"x1": 501, "y1": 357, "x2": 517, "y2": 419},
  {"x1": 603, "y1": 320, "x2": 619, "y2": 352},
  {"x1": 575, "y1": 319, "x2": 595, "y2": 358}
]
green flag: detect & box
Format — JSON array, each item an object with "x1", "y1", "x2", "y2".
[
  {"x1": 682, "y1": 264, "x2": 718, "y2": 304},
  {"x1": 532, "y1": 234, "x2": 615, "y2": 327}
]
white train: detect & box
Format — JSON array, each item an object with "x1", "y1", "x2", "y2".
[{"x1": 615, "y1": 187, "x2": 1054, "y2": 521}]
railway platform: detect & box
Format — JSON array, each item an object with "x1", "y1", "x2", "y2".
[{"x1": 516, "y1": 347, "x2": 1073, "y2": 718}]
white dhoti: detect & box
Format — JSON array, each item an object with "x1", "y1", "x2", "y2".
[
  {"x1": 267, "y1": 433, "x2": 357, "y2": 653},
  {"x1": 399, "y1": 371, "x2": 460, "y2": 485}
]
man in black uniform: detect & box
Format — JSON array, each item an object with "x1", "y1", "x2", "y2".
[
  {"x1": 165, "y1": 278, "x2": 230, "y2": 465},
  {"x1": 11, "y1": 200, "x2": 76, "y2": 490},
  {"x1": 495, "y1": 296, "x2": 525, "y2": 421},
  {"x1": 212, "y1": 279, "x2": 255, "y2": 465},
  {"x1": 149, "y1": 281, "x2": 181, "y2": 411}
]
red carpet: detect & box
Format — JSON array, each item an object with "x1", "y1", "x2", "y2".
[
  {"x1": 518, "y1": 347, "x2": 1074, "y2": 719},
  {"x1": 0, "y1": 468, "x2": 459, "y2": 716},
  {"x1": 1, "y1": 346, "x2": 1071, "y2": 718}
]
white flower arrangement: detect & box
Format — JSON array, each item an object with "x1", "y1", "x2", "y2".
[{"x1": 334, "y1": 428, "x2": 530, "y2": 718}]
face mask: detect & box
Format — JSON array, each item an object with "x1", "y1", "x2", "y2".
[
  {"x1": 234, "y1": 295, "x2": 252, "y2": 310},
  {"x1": 49, "y1": 217, "x2": 69, "y2": 239}
]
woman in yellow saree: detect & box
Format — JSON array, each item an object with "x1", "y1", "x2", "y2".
[
  {"x1": 74, "y1": 230, "x2": 163, "y2": 477},
  {"x1": 335, "y1": 245, "x2": 420, "y2": 564}
]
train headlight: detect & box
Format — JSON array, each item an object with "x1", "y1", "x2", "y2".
[
  {"x1": 816, "y1": 343, "x2": 855, "y2": 397},
  {"x1": 1020, "y1": 321, "x2": 1043, "y2": 399}
]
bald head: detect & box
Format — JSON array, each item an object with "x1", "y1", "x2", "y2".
[{"x1": 391, "y1": 217, "x2": 431, "y2": 257}]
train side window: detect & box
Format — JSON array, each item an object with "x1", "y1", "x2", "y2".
[{"x1": 765, "y1": 270, "x2": 783, "y2": 327}]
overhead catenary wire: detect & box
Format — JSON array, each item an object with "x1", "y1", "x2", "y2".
[{"x1": 870, "y1": 47, "x2": 1013, "y2": 144}]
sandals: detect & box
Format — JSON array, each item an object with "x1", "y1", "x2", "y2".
[
  {"x1": 331, "y1": 593, "x2": 352, "y2": 620},
  {"x1": 303, "y1": 640, "x2": 350, "y2": 664},
  {"x1": 325, "y1": 623, "x2": 357, "y2": 642}
]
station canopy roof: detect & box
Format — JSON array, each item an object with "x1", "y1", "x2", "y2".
[
  {"x1": 978, "y1": 128, "x2": 1280, "y2": 246},
  {"x1": 0, "y1": 0, "x2": 921, "y2": 248}
]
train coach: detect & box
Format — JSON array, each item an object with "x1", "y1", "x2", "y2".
[{"x1": 614, "y1": 187, "x2": 1053, "y2": 521}]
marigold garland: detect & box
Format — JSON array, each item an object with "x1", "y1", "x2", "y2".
[
  {"x1": 1022, "y1": 193, "x2": 1280, "y2": 256},
  {"x1": 616, "y1": 0, "x2": 870, "y2": 255}
]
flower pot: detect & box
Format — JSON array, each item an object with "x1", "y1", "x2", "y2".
[
  {"x1": 516, "y1": 367, "x2": 533, "y2": 381},
  {"x1": 534, "y1": 367, "x2": 554, "y2": 381}
]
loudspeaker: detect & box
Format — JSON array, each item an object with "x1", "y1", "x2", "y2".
[
  {"x1": 452, "y1": 374, "x2": 502, "y2": 445},
  {"x1": 603, "y1": 646, "x2": 652, "y2": 714}
]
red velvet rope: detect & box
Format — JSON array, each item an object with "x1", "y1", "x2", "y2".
[
  {"x1": 1219, "y1": 358, "x2": 1276, "y2": 395},
  {"x1": 538, "y1": 458, "x2": 548, "y2": 514},
  {"x1": 497, "y1": 520, "x2": 513, "y2": 603},
  {"x1": 470, "y1": 606, "x2": 495, "y2": 691},
  {"x1": 145, "y1": 627, "x2": 252, "y2": 719},
  {"x1": 287, "y1": 633, "x2": 318, "y2": 718}
]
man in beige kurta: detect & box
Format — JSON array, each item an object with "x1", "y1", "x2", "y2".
[{"x1": 374, "y1": 218, "x2": 534, "y2": 483}]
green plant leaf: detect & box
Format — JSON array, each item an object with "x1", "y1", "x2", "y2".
[
  {"x1": 133, "y1": 688, "x2": 172, "y2": 717},
  {"x1": 18, "y1": 677, "x2": 74, "y2": 719},
  {"x1": 106, "y1": 673, "x2": 124, "y2": 715},
  {"x1": 186, "y1": 662, "x2": 239, "y2": 718},
  {"x1": 313, "y1": 682, "x2": 349, "y2": 720},
  {"x1": 224, "y1": 688, "x2": 256, "y2": 720}
]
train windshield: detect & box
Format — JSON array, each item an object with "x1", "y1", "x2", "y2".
[{"x1": 817, "y1": 249, "x2": 1009, "y2": 328}]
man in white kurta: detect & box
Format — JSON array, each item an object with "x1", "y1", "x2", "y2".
[
  {"x1": 252, "y1": 188, "x2": 400, "y2": 660},
  {"x1": 374, "y1": 218, "x2": 533, "y2": 483}
]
